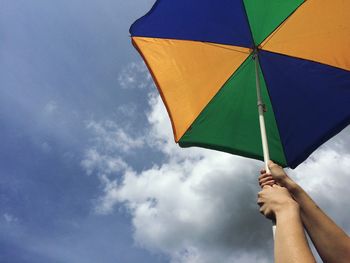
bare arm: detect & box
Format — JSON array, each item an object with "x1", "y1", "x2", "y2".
[
  {"x1": 258, "y1": 185, "x2": 316, "y2": 263},
  {"x1": 259, "y1": 161, "x2": 350, "y2": 263}
]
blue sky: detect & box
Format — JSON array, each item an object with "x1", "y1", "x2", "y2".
[
  {"x1": 1, "y1": 1, "x2": 349, "y2": 263},
  {"x1": 0, "y1": 0, "x2": 166, "y2": 262}
]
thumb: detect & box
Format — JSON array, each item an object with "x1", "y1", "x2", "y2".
[{"x1": 268, "y1": 160, "x2": 280, "y2": 172}]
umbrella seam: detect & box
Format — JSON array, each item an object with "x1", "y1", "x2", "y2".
[
  {"x1": 260, "y1": 49, "x2": 350, "y2": 73},
  {"x1": 260, "y1": 0, "x2": 307, "y2": 48},
  {"x1": 258, "y1": 53, "x2": 290, "y2": 167},
  {"x1": 131, "y1": 36, "x2": 252, "y2": 54},
  {"x1": 241, "y1": 0, "x2": 255, "y2": 48},
  {"x1": 129, "y1": 36, "x2": 252, "y2": 50},
  {"x1": 131, "y1": 38, "x2": 179, "y2": 142},
  {"x1": 178, "y1": 54, "x2": 253, "y2": 142}
]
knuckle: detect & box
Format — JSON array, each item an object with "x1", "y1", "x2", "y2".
[{"x1": 263, "y1": 178, "x2": 271, "y2": 183}]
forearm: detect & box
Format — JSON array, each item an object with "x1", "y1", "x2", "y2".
[
  {"x1": 275, "y1": 204, "x2": 315, "y2": 263},
  {"x1": 289, "y1": 184, "x2": 350, "y2": 263}
]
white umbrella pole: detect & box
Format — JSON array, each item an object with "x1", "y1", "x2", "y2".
[
  {"x1": 253, "y1": 51, "x2": 276, "y2": 237},
  {"x1": 254, "y1": 52, "x2": 271, "y2": 174}
]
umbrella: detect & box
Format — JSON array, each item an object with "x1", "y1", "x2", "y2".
[{"x1": 129, "y1": 0, "x2": 350, "y2": 171}]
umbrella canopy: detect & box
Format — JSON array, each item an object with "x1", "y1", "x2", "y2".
[{"x1": 130, "y1": 0, "x2": 350, "y2": 168}]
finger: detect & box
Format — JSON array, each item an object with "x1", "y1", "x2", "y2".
[
  {"x1": 258, "y1": 174, "x2": 271, "y2": 183},
  {"x1": 259, "y1": 205, "x2": 270, "y2": 218},
  {"x1": 262, "y1": 184, "x2": 272, "y2": 189},
  {"x1": 259, "y1": 206, "x2": 265, "y2": 215},
  {"x1": 260, "y1": 180, "x2": 275, "y2": 188},
  {"x1": 272, "y1": 184, "x2": 282, "y2": 189},
  {"x1": 266, "y1": 210, "x2": 276, "y2": 221},
  {"x1": 257, "y1": 198, "x2": 264, "y2": 206},
  {"x1": 268, "y1": 160, "x2": 275, "y2": 167},
  {"x1": 268, "y1": 160, "x2": 280, "y2": 170},
  {"x1": 259, "y1": 179, "x2": 274, "y2": 188},
  {"x1": 258, "y1": 173, "x2": 269, "y2": 179},
  {"x1": 260, "y1": 169, "x2": 266, "y2": 174},
  {"x1": 259, "y1": 176, "x2": 274, "y2": 184}
]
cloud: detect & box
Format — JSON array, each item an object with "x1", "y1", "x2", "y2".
[
  {"x1": 83, "y1": 65, "x2": 350, "y2": 263},
  {"x1": 86, "y1": 120, "x2": 145, "y2": 154},
  {"x1": 81, "y1": 149, "x2": 128, "y2": 177},
  {"x1": 107, "y1": 154, "x2": 275, "y2": 263},
  {"x1": 117, "y1": 103, "x2": 138, "y2": 118},
  {"x1": 118, "y1": 62, "x2": 152, "y2": 90},
  {"x1": 83, "y1": 94, "x2": 275, "y2": 262},
  {"x1": 288, "y1": 146, "x2": 350, "y2": 232}
]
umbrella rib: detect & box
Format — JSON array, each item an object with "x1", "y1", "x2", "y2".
[
  {"x1": 261, "y1": 49, "x2": 350, "y2": 73},
  {"x1": 260, "y1": 0, "x2": 307, "y2": 48},
  {"x1": 204, "y1": 42, "x2": 251, "y2": 54},
  {"x1": 258, "y1": 51, "x2": 289, "y2": 167},
  {"x1": 178, "y1": 54, "x2": 253, "y2": 141},
  {"x1": 241, "y1": 0, "x2": 255, "y2": 47},
  {"x1": 130, "y1": 35, "x2": 252, "y2": 53}
]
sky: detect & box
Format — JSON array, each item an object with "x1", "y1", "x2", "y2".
[{"x1": 0, "y1": 1, "x2": 349, "y2": 263}]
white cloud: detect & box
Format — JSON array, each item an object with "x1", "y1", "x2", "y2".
[
  {"x1": 112, "y1": 154, "x2": 274, "y2": 263},
  {"x1": 117, "y1": 103, "x2": 138, "y2": 117},
  {"x1": 81, "y1": 149, "x2": 128, "y2": 176},
  {"x1": 289, "y1": 147, "x2": 350, "y2": 232},
  {"x1": 118, "y1": 62, "x2": 152, "y2": 90},
  {"x1": 83, "y1": 94, "x2": 275, "y2": 262},
  {"x1": 83, "y1": 66, "x2": 350, "y2": 263},
  {"x1": 81, "y1": 117, "x2": 146, "y2": 214},
  {"x1": 86, "y1": 120, "x2": 145, "y2": 154}
]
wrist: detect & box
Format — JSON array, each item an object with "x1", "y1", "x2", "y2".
[
  {"x1": 287, "y1": 182, "x2": 302, "y2": 197},
  {"x1": 275, "y1": 204, "x2": 301, "y2": 229},
  {"x1": 285, "y1": 179, "x2": 299, "y2": 193},
  {"x1": 275, "y1": 200, "x2": 300, "y2": 218}
]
